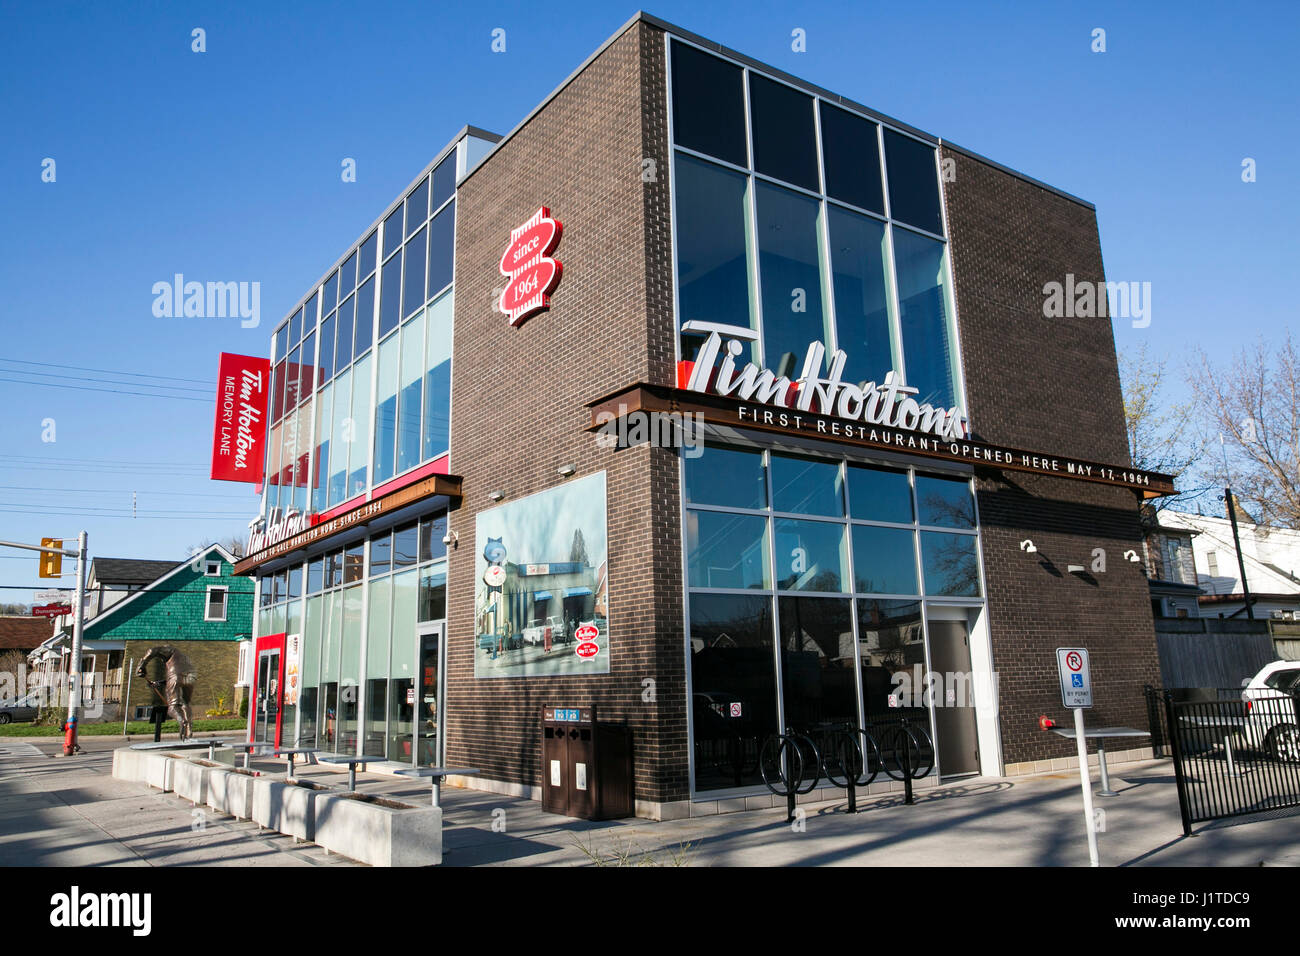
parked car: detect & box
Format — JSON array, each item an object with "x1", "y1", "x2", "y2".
[
  {"x1": 1241, "y1": 660, "x2": 1300, "y2": 761},
  {"x1": 0, "y1": 692, "x2": 43, "y2": 724},
  {"x1": 522, "y1": 616, "x2": 566, "y2": 647}
]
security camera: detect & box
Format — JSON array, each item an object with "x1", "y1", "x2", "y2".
[
  {"x1": 1019, "y1": 539, "x2": 1037, "y2": 553},
  {"x1": 442, "y1": 530, "x2": 458, "y2": 548}
]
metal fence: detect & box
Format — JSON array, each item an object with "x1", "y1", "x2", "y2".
[{"x1": 1144, "y1": 685, "x2": 1300, "y2": 835}]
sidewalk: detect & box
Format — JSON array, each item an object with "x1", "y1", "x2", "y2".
[{"x1": 4, "y1": 738, "x2": 1299, "y2": 866}]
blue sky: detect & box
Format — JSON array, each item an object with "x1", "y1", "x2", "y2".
[{"x1": 0, "y1": 0, "x2": 1294, "y2": 598}]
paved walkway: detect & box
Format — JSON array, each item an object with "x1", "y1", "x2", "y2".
[{"x1": 4, "y1": 735, "x2": 1299, "y2": 866}]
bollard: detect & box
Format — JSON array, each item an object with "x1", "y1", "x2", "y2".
[
  {"x1": 901, "y1": 720, "x2": 914, "y2": 806},
  {"x1": 842, "y1": 731, "x2": 858, "y2": 813}
]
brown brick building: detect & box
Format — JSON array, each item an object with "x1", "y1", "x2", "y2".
[{"x1": 235, "y1": 13, "x2": 1171, "y2": 819}]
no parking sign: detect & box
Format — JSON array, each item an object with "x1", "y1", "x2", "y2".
[{"x1": 1056, "y1": 647, "x2": 1092, "y2": 708}]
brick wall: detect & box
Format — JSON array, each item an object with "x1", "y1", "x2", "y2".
[
  {"x1": 447, "y1": 21, "x2": 687, "y2": 804},
  {"x1": 941, "y1": 145, "x2": 1162, "y2": 766}
]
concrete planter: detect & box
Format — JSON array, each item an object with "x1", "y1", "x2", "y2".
[
  {"x1": 144, "y1": 753, "x2": 176, "y2": 792},
  {"x1": 111, "y1": 747, "x2": 147, "y2": 784},
  {"x1": 174, "y1": 758, "x2": 223, "y2": 806},
  {"x1": 313, "y1": 791, "x2": 442, "y2": 867},
  {"x1": 206, "y1": 765, "x2": 259, "y2": 817},
  {"x1": 252, "y1": 777, "x2": 331, "y2": 842}
]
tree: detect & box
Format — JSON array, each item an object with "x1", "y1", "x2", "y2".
[
  {"x1": 188, "y1": 535, "x2": 247, "y2": 560},
  {"x1": 1119, "y1": 343, "x2": 1208, "y2": 522},
  {"x1": 1187, "y1": 334, "x2": 1300, "y2": 528}
]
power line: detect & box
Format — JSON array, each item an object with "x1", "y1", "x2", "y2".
[
  {"x1": 0, "y1": 369, "x2": 211, "y2": 394},
  {"x1": 0, "y1": 485, "x2": 250, "y2": 499},
  {"x1": 0, "y1": 358, "x2": 210, "y2": 385},
  {"x1": 0, "y1": 377, "x2": 213, "y2": 402}
]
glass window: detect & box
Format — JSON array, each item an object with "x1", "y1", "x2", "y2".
[
  {"x1": 419, "y1": 513, "x2": 447, "y2": 563},
  {"x1": 301, "y1": 594, "x2": 322, "y2": 746},
  {"x1": 288, "y1": 307, "x2": 302, "y2": 347},
  {"x1": 405, "y1": 178, "x2": 429, "y2": 237},
  {"x1": 419, "y1": 563, "x2": 447, "y2": 621},
  {"x1": 359, "y1": 232, "x2": 378, "y2": 280},
  {"x1": 307, "y1": 557, "x2": 324, "y2": 594},
  {"x1": 421, "y1": 291, "x2": 451, "y2": 460},
  {"x1": 675, "y1": 154, "x2": 755, "y2": 358},
  {"x1": 779, "y1": 596, "x2": 857, "y2": 731},
  {"x1": 755, "y1": 181, "x2": 829, "y2": 378},
  {"x1": 270, "y1": 360, "x2": 286, "y2": 422},
  {"x1": 920, "y1": 531, "x2": 980, "y2": 596},
  {"x1": 326, "y1": 551, "x2": 343, "y2": 589},
  {"x1": 393, "y1": 523, "x2": 419, "y2": 568},
  {"x1": 339, "y1": 585, "x2": 364, "y2": 753},
  {"x1": 303, "y1": 292, "x2": 318, "y2": 329},
  {"x1": 285, "y1": 345, "x2": 301, "y2": 415},
  {"x1": 403, "y1": 227, "x2": 427, "y2": 320},
  {"x1": 327, "y1": 368, "x2": 351, "y2": 506},
  {"x1": 828, "y1": 206, "x2": 894, "y2": 387},
  {"x1": 851, "y1": 525, "x2": 918, "y2": 594},
  {"x1": 748, "y1": 73, "x2": 818, "y2": 192},
  {"x1": 915, "y1": 475, "x2": 975, "y2": 528},
  {"x1": 370, "y1": 531, "x2": 392, "y2": 576},
  {"x1": 388, "y1": 568, "x2": 419, "y2": 761},
  {"x1": 364, "y1": 576, "x2": 392, "y2": 755},
  {"x1": 857, "y1": 599, "x2": 924, "y2": 716},
  {"x1": 883, "y1": 130, "x2": 942, "y2": 235},
  {"x1": 847, "y1": 464, "x2": 912, "y2": 523},
  {"x1": 355, "y1": 276, "x2": 375, "y2": 355},
  {"x1": 688, "y1": 593, "x2": 777, "y2": 792},
  {"x1": 819, "y1": 102, "x2": 884, "y2": 215},
  {"x1": 348, "y1": 353, "x2": 372, "y2": 497},
  {"x1": 287, "y1": 564, "x2": 302, "y2": 600},
  {"x1": 684, "y1": 444, "x2": 766, "y2": 511},
  {"x1": 343, "y1": 543, "x2": 365, "y2": 584},
  {"x1": 379, "y1": 249, "x2": 402, "y2": 340},
  {"x1": 687, "y1": 511, "x2": 770, "y2": 590},
  {"x1": 893, "y1": 227, "x2": 956, "y2": 410},
  {"x1": 323, "y1": 271, "x2": 339, "y2": 315},
  {"x1": 431, "y1": 154, "x2": 456, "y2": 211},
  {"x1": 339, "y1": 251, "x2": 357, "y2": 296},
  {"x1": 773, "y1": 518, "x2": 847, "y2": 592},
  {"x1": 335, "y1": 295, "x2": 355, "y2": 369},
  {"x1": 397, "y1": 309, "x2": 425, "y2": 472},
  {"x1": 274, "y1": 323, "x2": 289, "y2": 363},
  {"x1": 669, "y1": 42, "x2": 746, "y2": 167},
  {"x1": 383, "y1": 206, "x2": 403, "y2": 259},
  {"x1": 373, "y1": 334, "x2": 399, "y2": 484},
  {"x1": 291, "y1": 395, "x2": 311, "y2": 512},
  {"x1": 300, "y1": 331, "x2": 316, "y2": 397},
  {"x1": 318, "y1": 313, "x2": 335, "y2": 383},
  {"x1": 770, "y1": 454, "x2": 843, "y2": 517},
  {"x1": 427, "y1": 202, "x2": 454, "y2": 299}
]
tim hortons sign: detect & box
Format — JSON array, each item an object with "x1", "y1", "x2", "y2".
[
  {"x1": 211, "y1": 352, "x2": 271, "y2": 483},
  {"x1": 498, "y1": 206, "x2": 563, "y2": 326}
]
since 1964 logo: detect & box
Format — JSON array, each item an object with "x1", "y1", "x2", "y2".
[{"x1": 498, "y1": 206, "x2": 563, "y2": 326}]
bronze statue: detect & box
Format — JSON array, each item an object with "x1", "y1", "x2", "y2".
[{"x1": 137, "y1": 645, "x2": 198, "y2": 739}]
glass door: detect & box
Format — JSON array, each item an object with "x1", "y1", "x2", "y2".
[
  {"x1": 416, "y1": 623, "x2": 445, "y2": 767},
  {"x1": 254, "y1": 650, "x2": 281, "y2": 745}
]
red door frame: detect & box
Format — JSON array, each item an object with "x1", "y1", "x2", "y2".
[{"x1": 251, "y1": 633, "x2": 286, "y2": 747}]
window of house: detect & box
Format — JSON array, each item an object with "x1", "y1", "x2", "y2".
[
  {"x1": 204, "y1": 559, "x2": 221, "y2": 576},
  {"x1": 205, "y1": 586, "x2": 228, "y2": 622}
]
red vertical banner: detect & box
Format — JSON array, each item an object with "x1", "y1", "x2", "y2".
[{"x1": 211, "y1": 353, "x2": 272, "y2": 484}]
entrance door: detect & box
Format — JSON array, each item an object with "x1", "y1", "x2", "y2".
[
  {"x1": 254, "y1": 650, "x2": 281, "y2": 745},
  {"x1": 416, "y1": 624, "x2": 445, "y2": 767},
  {"x1": 927, "y1": 618, "x2": 980, "y2": 776}
]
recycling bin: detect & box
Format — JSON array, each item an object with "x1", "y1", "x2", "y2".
[{"x1": 541, "y1": 706, "x2": 633, "y2": 820}]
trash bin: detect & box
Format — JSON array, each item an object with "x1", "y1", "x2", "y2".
[{"x1": 541, "y1": 706, "x2": 633, "y2": 820}]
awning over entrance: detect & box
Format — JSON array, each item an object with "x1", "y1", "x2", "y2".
[
  {"x1": 563, "y1": 587, "x2": 592, "y2": 598},
  {"x1": 533, "y1": 591, "x2": 553, "y2": 601}
]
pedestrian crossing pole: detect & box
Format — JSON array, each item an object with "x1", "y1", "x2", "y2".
[{"x1": 65, "y1": 531, "x2": 88, "y2": 755}]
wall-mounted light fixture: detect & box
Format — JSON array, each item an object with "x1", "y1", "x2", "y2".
[
  {"x1": 1019, "y1": 540, "x2": 1037, "y2": 553},
  {"x1": 556, "y1": 464, "x2": 576, "y2": 477},
  {"x1": 487, "y1": 490, "x2": 505, "y2": 502}
]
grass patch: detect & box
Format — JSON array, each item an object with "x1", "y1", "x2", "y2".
[{"x1": 0, "y1": 718, "x2": 247, "y2": 737}]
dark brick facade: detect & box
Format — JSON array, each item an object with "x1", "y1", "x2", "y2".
[
  {"x1": 447, "y1": 21, "x2": 688, "y2": 806},
  {"x1": 941, "y1": 145, "x2": 1161, "y2": 766}
]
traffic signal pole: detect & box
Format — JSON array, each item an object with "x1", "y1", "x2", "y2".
[{"x1": 0, "y1": 533, "x2": 87, "y2": 754}]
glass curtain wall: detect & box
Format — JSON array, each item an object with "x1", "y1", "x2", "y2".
[
  {"x1": 684, "y1": 442, "x2": 982, "y2": 793},
  {"x1": 260, "y1": 147, "x2": 457, "y2": 522},
  {"x1": 669, "y1": 38, "x2": 961, "y2": 412}
]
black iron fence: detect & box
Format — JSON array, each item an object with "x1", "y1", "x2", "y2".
[{"x1": 1143, "y1": 685, "x2": 1300, "y2": 835}]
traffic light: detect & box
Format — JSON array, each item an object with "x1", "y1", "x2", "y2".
[{"x1": 38, "y1": 538, "x2": 62, "y2": 578}]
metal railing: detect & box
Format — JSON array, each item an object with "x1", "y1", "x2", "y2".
[{"x1": 1145, "y1": 685, "x2": 1300, "y2": 835}]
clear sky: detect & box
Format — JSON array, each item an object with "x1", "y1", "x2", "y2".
[{"x1": 0, "y1": 0, "x2": 1294, "y2": 600}]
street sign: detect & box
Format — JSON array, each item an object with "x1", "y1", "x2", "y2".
[
  {"x1": 1056, "y1": 647, "x2": 1092, "y2": 709},
  {"x1": 34, "y1": 589, "x2": 70, "y2": 604},
  {"x1": 32, "y1": 604, "x2": 71, "y2": 618}
]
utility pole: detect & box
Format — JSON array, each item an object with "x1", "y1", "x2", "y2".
[
  {"x1": 0, "y1": 533, "x2": 88, "y2": 754},
  {"x1": 1219, "y1": 435, "x2": 1255, "y2": 621}
]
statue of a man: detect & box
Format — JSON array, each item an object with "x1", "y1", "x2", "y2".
[{"x1": 137, "y1": 645, "x2": 198, "y2": 739}]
